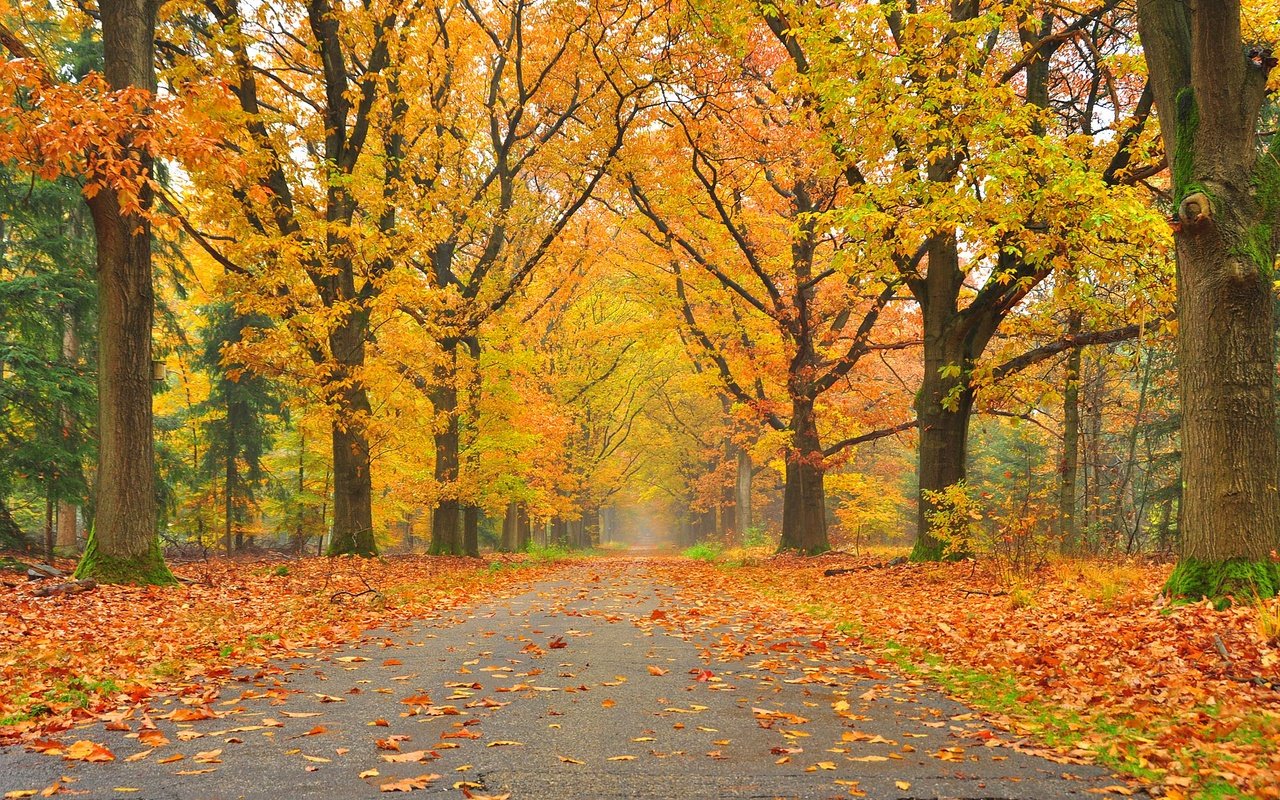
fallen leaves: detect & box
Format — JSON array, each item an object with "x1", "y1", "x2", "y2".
[
  {"x1": 0, "y1": 556, "x2": 554, "y2": 743},
  {"x1": 647, "y1": 557, "x2": 1280, "y2": 800},
  {"x1": 62, "y1": 740, "x2": 113, "y2": 762},
  {"x1": 380, "y1": 750, "x2": 433, "y2": 763}
]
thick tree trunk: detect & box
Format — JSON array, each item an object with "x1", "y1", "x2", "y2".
[
  {"x1": 912, "y1": 316, "x2": 978, "y2": 561},
  {"x1": 736, "y1": 449, "x2": 752, "y2": 537},
  {"x1": 1139, "y1": 0, "x2": 1280, "y2": 601},
  {"x1": 1058, "y1": 340, "x2": 1082, "y2": 552},
  {"x1": 430, "y1": 340, "x2": 462, "y2": 554},
  {"x1": 326, "y1": 311, "x2": 376, "y2": 556},
  {"x1": 778, "y1": 397, "x2": 828, "y2": 554},
  {"x1": 74, "y1": 0, "x2": 172, "y2": 584},
  {"x1": 500, "y1": 502, "x2": 518, "y2": 552},
  {"x1": 516, "y1": 505, "x2": 531, "y2": 550}
]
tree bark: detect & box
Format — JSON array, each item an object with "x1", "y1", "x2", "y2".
[
  {"x1": 1058, "y1": 338, "x2": 1082, "y2": 552},
  {"x1": 463, "y1": 505, "x2": 479, "y2": 556},
  {"x1": 778, "y1": 397, "x2": 828, "y2": 554},
  {"x1": 1138, "y1": 0, "x2": 1280, "y2": 601},
  {"x1": 429, "y1": 340, "x2": 461, "y2": 554},
  {"x1": 720, "y1": 441, "x2": 737, "y2": 542},
  {"x1": 326, "y1": 310, "x2": 376, "y2": 556},
  {"x1": 74, "y1": 0, "x2": 173, "y2": 585},
  {"x1": 56, "y1": 312, "x2": 79, "y2": 554},
  {"x1": 736, "y1": 449, "x2": 752, "y2": 538},
  {"x1": 500, "y1": 502, "x2": 518, "y2": 552}
]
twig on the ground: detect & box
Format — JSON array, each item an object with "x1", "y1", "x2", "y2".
[
  {"x1": 330, "y1": 573, "x2": 384, "y2": 604},
  {"x1": 1213, "y1": 633, "x2": 1232, "y2": 665},
  {"x1": 32, "y1": 578, "x2": 96, "y2": 598},
  {"x1": 1212, "y1": 633, "x2": 1280, "y2": 690}
]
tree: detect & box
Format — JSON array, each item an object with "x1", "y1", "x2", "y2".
[
  {"x1": 758, "y1": 0, "x2": 1160, "y2": 559},
  {"x1": 1, "y1": 1, "x2": 176, "y2": 581},
  {"x1": 378, "y1": 0, "x2": 655, "y2": 555},
  {"x1": 0, "y1": 170, "x2": 96, "y2": 558},
  {"x1": 1137, "y1": 0, "x2": 1280, "y2": 601},
  {"x1": 170, "y1": 0, "x2": 410, "y2": 556},
  {"x1": 627, "y1": 14, "x2": 916, "y2": 553},
  {"x1": 197, "y1": 303, "x2": 281, "y2": 554}
]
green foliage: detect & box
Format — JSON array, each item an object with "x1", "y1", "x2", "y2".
[
  {"x1": 0, "y1": 168, "x2": 97, "y2": 544},
  {"x1": 682, "y1": 541, "x2": 723, "y2": 561},
  {"x1": 522, "y1": 541, "x2": 576, "y2": 562},
  {"x1": 195, "y1": 302, "x2": 283, "y2": 550},
  {"x1": 742, "y1": 524, "x2": 771, "y2": 549}
]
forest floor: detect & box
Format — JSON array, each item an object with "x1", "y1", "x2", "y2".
[{"x1": 0, "y1": 553, "x2": 1276, "y2": 799}]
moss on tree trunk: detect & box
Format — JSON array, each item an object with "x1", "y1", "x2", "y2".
[
  {"x1": 1164, "y1": 558, "x2": 1280, "y2": 608},
  {"x1": 74, "y1": 527, "x2": 175, "y2": 585}
]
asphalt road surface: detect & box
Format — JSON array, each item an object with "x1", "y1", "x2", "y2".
[{"x1": 0, "y1": 561, "x2": 1128, "y2": 799}]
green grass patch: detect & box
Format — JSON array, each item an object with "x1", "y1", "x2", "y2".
[{"x1": 682, "y1": 542, "x2": 722, "y2": 562}]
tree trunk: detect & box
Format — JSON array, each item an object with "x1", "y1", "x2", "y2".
[
  {"x1": 1139, "y1": 0, "x2": 1280, "y2": 601},
  {"x1": 463, "y1": 505, "x2": 479, "y2": 556},
  {"x1": 516, "y1": 505, "x2": 531, "y2": 550},
  {"x1": 500, "y1": 502, "x2": 518, "y2": 552},
  {"x1": 430, "y1": 340, "x2": 462, "y2": 554},
  {"x1": 326, "y1": 309, "x2": 376, "y2": 556},
  {"x1": 74, "y1": 0, "x2": 173, "y2": 585},
  {"x1": 912, "y1": 302, "x2": 980, "y2": 562},
  {"x1": 778, "y1": 397, "x2": 828, "y2": 554},
  {"x1": 1058, "y1": 339, "x2": 1082, "y2": 553},
  {"x1": 224, "y1": 449, "x2": 234, "y2": 556},
  {"x1": 720, "y1": 443, "x2": 737, "y2": 542},
  {"x1": 43, "y1": 485, "x2": 54, "y2": 563},
  {"x1": 736, "y1": 449, "x2": 752, "y2": 537},
  {"x1": 56, "y1": 313, "x2": 79, "y2": 554}
]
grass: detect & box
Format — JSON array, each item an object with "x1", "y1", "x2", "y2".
[{"x1": 682, "y1": 542, "x2": 722, "y2": 562}]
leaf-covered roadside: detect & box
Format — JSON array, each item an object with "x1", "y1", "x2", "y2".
[
  {"x1": 652, "y1": 556, "x2": 1280, "y2": 799},
  {"x1": 0, "y1": 556, "x2": 551, "y2": 741}
]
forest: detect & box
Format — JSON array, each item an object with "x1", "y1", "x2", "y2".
[
  {"x1": 2, "y1": 0, "x2": 1257, "y2": 583},
  {"x1": 0, "y1": 1, "x2": 1279, "y2": 798}
]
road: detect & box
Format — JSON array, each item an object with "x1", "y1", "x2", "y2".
[{"x1": 0, "y1": 560, "x2": 1125, "y2": 799}]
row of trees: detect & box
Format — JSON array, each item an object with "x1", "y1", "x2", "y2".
[{"x1": 0, "y1": 0, "x2": 1277, "y2": 601}]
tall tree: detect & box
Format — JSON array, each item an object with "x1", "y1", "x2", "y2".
[
  {"x1": 1, "y1": 2, "x2": 175, "y2": 581},
  {"x1": 628, "y1": 17, "x2": 915, "y2": 553},
  {"x1": 758, "y1": 0, "x2": 1158, "y2": 559},
  {"x1": 173, "y1": 0, "x2": 406, "y2": 556},
  {"x1": 1137, "y1": 0, "x2": 1280, "y2": 601},
  {"x1": 380, "y1": 0, "x2": 655, "y2": 554}
]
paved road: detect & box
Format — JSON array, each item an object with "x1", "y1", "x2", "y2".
[{"x1": 0, "y1": 561, "x2": 1126, "y2": 799}]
